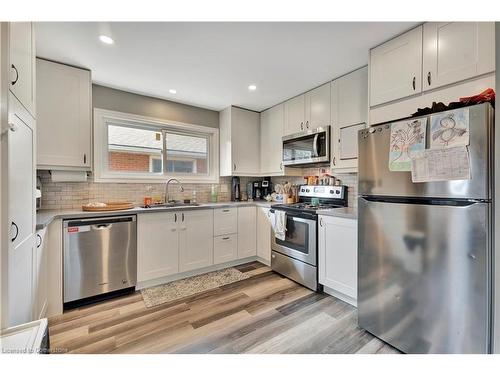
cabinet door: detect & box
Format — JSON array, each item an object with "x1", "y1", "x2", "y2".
[
  {"x1": 214, "y1": 207, "x2": 238, "y2": 236},
  {"x1": 237, "y1": 206, "x2": 257, "y2": 259},
  {"x1": 260, "y1": 104, "x2": 285, "y2": 175},
  {"x1": 423, "y1": 22, "x2": 495, "y2": 91},
  {"x1": 318, "y1": 216, "x2": 357, "y2": 304},
  {"x1": 334, "y1": 67, "x2": 368, "y2": 127},
  {"x1": 213, "y1": 234, "x2": 238, "y2": 265},
  {"x1": 137, "y1": 212, "x2": 179, "y2": 282},
  {"x1": 179, "y1": 210, "x2": 214, "y2": 272},
  {"x1": 8, "y1": 235, "x2": 34, "y2": 326},
  {"x1": 305, "y1": 82, "x2": 331, "y2": 130},
  {"x1": 8, "y1": 111, "x2": 34, "y2": 248},
  {"x1": 36, "y1": 59, "x2": 92, "y2": 169},
  {"x1": 284, "y1": 94, "x2": 305, "y2": 135},
  {"x1": 256, "y1": 207, "x2": 272, "y2": 262},
  {"x1": 9, "y1": 22, "x2": 36, "y2": 117},
  {"x1": 370, "y1": 26, "x2": 423, "y2": 106},
  {"x1": 230, "y1": 107, "x2": 260, "y2": 175},
  {"x1": 333, "y1": 123, "x2": 366, "y2": 170},
  {"x1": 34, "y1": 228, "x2": 48, "y2": 319}
]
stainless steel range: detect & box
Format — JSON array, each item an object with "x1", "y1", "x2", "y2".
[{"x1": 270, "y1": 185, "x2": 347, "y2": 290}]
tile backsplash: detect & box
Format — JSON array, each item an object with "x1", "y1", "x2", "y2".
[{"x1": 38, "y1": 169, "x2": 358, "y2": 210}]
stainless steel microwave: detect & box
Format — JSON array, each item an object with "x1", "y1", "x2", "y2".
[{"x1": 282, "y1": 126, "x2": 330, "y2": 167}]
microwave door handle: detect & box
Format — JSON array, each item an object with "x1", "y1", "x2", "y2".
[{"x1": 313, "y1": 133, "x2": 319, "y2": 157}]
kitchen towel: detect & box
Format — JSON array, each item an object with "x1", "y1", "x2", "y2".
[{"x1": 274, "y1": 210, "x2": 287, "y2": 241}]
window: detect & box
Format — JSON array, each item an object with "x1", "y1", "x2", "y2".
[{"x1": 94, "y1": 109, "x2": 219, "y2": 183}]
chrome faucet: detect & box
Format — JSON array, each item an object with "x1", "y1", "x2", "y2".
[{"x1": 165, "y1": 178, "x2": 184, "y2": 203}]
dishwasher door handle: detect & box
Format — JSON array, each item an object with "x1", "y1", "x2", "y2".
[{"x1": 92, "y1": 223, "x2": 112, "y2": 230}]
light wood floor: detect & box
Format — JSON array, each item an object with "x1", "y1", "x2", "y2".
[{"x1": 48, "y1": 262, "x2": 400, "y2": 354}]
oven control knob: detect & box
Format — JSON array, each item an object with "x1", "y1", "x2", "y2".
[
  {"x1": 306, "y1": 189, "x2": 310, "y2": 192},
  {"x1": 335, "y1": 190, "x2": 340, "y2": 194},
  {"x1": 330, "y1": 190, "x2": 334, "y2": 194}
]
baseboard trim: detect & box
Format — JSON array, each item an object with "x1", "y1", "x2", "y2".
[{"x1": 323, "y1": 286, "x2": 357, "y2": 307}]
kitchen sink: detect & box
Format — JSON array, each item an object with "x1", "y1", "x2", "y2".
[{"x1": 140, "y1": 202, "x2": 201, "y2": 209}]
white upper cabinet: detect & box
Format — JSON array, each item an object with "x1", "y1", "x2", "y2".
[
  {"x1": 9, "y1": 22, "x2": 36, "y2": 118},
  {"x1": 370, "y1": 26, "x2": 423, "y2": 106},
  {"x1": 36, "y1": 58, "x2": 92, "y2": 170},
  {"x1": 179, "y1": 210, "x2": 214, "y2": 272},
  {"x1": 260, "y1": 104, "x2": 284, "y2": 175},
  {"x1": 305, "y1": 82, "x2": 331, "y2": 129},
  {"x1": 423, "y1": 22, "x2": 495, "y2": 91},
  {"x1": 219, "y1": 106, "x2": 260, "y2": 176},
  {"x1": 331, "y1": 67, "x2": 368, "y2": 171},
  {"x1": 283, "y1": 94, "x2": 306, "y2": 135}
]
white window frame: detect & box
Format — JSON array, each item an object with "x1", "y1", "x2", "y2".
[{"x1": 94, "y1": 108, "x2": 219, "y2": 183}]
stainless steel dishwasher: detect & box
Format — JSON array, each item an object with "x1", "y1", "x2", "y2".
[{"x1": 63, "y1": 215, "x2": 137, "y2": 304}]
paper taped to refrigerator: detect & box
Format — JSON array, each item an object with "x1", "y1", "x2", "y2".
[
  {"x1": 430, "y1": 107, "x2": 470, "y2": 149},
  {"x1": 389, "y1": 118, "x2": 426, "y2": 171},
  {"x1": 410, "y1": 146, "x2": 471, "y2": 183}
]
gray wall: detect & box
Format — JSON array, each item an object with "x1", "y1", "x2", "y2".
[{"x1": 92, "y1": 84, "x2": 219, "y2": 128}]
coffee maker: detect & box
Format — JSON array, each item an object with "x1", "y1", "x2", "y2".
[
  {"x1": 261, "y1": 177, "x2": 271, "y2": 197},
  {"x1": 231, "y1": 176, "x2": 241, "y2": 201}
]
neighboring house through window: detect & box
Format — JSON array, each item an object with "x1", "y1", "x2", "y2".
[{"x1": 94, "y1": 108, "x2": 219, "y2": 183}]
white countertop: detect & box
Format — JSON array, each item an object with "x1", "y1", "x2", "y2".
[
  {"x1": 36, "y1": 200, "x2": 274, "y2": 230},
  {"x1": 316, "y1": 206, "x2": 358, "y2": 220}
]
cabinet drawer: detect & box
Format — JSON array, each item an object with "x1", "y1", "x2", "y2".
[
  {"x1": 213, "y1": 234, "x2": 238, "y2": 265},
  {"x1": 214, "y1": 207, "x2": 238, "y2": 236}
]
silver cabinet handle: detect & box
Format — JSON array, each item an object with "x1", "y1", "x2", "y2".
[
  {"x1": 427, "y1": 72, "x2": 432, "y2": 86},
  {"x1": 11, "y1": 64, "x2": 19, "y2": 85},
  {"x1": 181, "y1": 213, "x2": 184, "y2": 222},
  {"x1": 83, "y1": 153, "x2": 87, "y2": 164},
  {"x1": 306, "y1": 120, "x2": 309, "y2": 129},
  {"x1": 332, "y1": 156, "x2": 336, "y2": 166},
  {"x1": 222, "y1": 237, "x2": 230, "y2": 240},
  {"x1": 233, "y1": 163, "x2": 236, "y2": 171},
  {"x1": 280, "y1": 162, "x2": 283, "y2": 170},
  {"x1": 222, "y1": 209, "x2": 230, "y2": 212},
  {"x1": 412, "y1": 76, "x2": 416, "y2": 90},
  {"x1": 36, "y1": 234, "x2": 42, "y2": 248},
  {"x1": 319, "y1": 217, "x2": 323, "y2": 227},
  {"x1": 300, "y1": 122, "x2": 304, "y2": 131},
  {"x1": 174, "y1": 213, "x2": 177, "y2": 222}
]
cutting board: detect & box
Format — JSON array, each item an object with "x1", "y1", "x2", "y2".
[{"x1": 82, "y1": 202, "x2": 134, "y2": 212}]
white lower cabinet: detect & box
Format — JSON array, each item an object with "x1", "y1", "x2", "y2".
[
  {"x1": 214, "y1": 207, "x2": 237, "y2": 236},
  {"x1": 213, "y1": 234, "x2": 238, "y2": 265},
  {"x1": 8, "y1": 236, "x2": 34, "y2": 326},
  {"x1": 256, "y1": 206, "x2": 272, "y2": 263},
  {"x1": 318, "y1": 215, "x2": 357, "y2": 306},
  {"x1": 237, "y1": 207, "x2": 257, "y2": 259},
  {"x1": 137, "y1": 212, "x2": 179, "y2": 282},
  {"x1": 33, "y1": 228, "x2": 48, "y2": 320},
  {"x1": 179, "y1": 210, "x2": 214, "y2": 272}
]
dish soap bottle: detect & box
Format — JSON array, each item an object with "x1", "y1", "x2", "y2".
[{"x1": 211, "y1": 185, "x2": 218, "y2": 203}]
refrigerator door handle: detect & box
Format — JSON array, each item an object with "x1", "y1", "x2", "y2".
[{"x1": 359, "y1": 196, "x2": 485, "y2": 207}]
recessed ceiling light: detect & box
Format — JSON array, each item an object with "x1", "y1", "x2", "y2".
[
  {"x1": 169, "y1": 89, "x2": 177, "y2": 94},
  {"x1": 99, "y1": 35, "x2": 114, "y2": 45},
  {"x1": 248, "y1": 85, "x2": 257, "y2": 91}
]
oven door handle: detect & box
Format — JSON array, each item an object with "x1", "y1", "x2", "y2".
[{"x1": 312, "y1": 133, "x2": 319, "y2": 157}]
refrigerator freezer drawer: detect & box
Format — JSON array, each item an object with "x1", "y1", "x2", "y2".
[{"x1": 358, "y1": 197, "x2": 491, "y2": 353}]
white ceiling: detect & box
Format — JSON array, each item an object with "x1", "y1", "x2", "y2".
[{"x1": 35, "y1": 22, "x2": 418, "y2": 112}]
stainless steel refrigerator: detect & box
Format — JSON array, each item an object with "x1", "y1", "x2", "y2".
[{"x1": 357, "y1": 103, "x2": 494, "y2": 354}]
